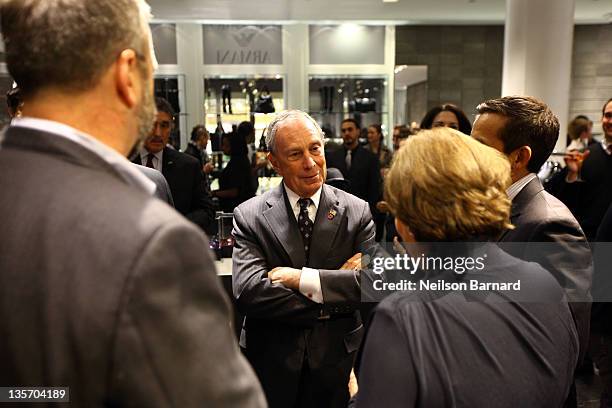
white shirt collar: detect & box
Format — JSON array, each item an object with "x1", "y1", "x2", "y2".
[
  {"x1": 11, "y1": 117, "x2": 155, "y2": 196},
  {"x1": 507, "y1": 173, "x2": 537, "y2": 201},
  {"x1": 284, "y1": 183, "x2": 322, "y2": 221},
  {"x1": 601, "y1": 139, "x2": 612, "y2": 156}
]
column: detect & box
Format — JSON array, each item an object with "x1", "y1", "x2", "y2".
[{"x1": 502, "y1": 0, "x2": 575, "y2": 151}]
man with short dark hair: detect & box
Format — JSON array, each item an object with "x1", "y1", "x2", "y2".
[
  {"x1": 326, "y1": 118, "x2": 380, "y2": 218},
  {"x1": 0, "y1": 1, "x2": 264, "y2": 406},
  {"x1": 133, "y1": 97, "x2": 215, "y2": 234},
  {"x1": 472, "y1": 96, "x2": 592, "y2": 408}
]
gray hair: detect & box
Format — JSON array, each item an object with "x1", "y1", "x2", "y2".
[
  {"x1": 1, "y1": 0, "x2": 152, "y2": 97},
  {"x1": 265, "y1": 110, "x2": 324, "y2": 153}
]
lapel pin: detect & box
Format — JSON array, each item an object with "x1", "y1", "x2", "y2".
[{"x1": 327, "y1": 209, "x2": 337, "y2": 220}]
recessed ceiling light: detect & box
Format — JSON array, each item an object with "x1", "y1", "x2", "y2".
[{"x1": 383, "y1": 0, "x2": 399, "y2": 3}]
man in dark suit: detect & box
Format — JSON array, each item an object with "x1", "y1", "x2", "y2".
[
  {"x1": 133, "y1": 97, "x2": 215, "y2": 234},
  {"x1": 472, "y1": 96, "x2": 592, "y2": 407},
  {"x1": 326, "y1": 119, "x2": 380, "y2": 213},
  {"x1": 0, "y1": 1, "x2": 264, "y2": 406},
  {"x1": 233, "y1": 110, "x2": 378, "y2": 408}
]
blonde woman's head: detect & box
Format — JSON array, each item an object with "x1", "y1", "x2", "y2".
[{"x1": 385, "y1": 127, "x2": 513, "y2": 242}]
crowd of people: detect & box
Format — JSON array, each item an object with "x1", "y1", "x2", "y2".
[{"x1": 2, "y1": 1, "x2": 612, "y2": 407}]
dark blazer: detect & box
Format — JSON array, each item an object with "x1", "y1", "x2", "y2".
[
  {"x1": 326, "y1": 145, "x2": 381, "y2": 208},
  {"x1": 0, "y1": 126, "x2": 265, "y2": 407},
  {"x1": 133, "y1": 163, "x2": 174, "y2": 206},
  {"x1": 133, "y1": 147, "x2": 215, "y2": 234},
  {"x1": 355, "y1": 244, "x2": 578, "y2": 408},
  {"x1": 232, "y1": 183, "x2": 377, "y2": 408},
  {"x1": 184, "y1": 141, "x2": 203, "y2": 166},
  {"x1": 499, "y1": 177, "x2": 592, "y2": 362}
]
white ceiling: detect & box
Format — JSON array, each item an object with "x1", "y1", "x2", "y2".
[{"x1": 148, "y1": 0, "x2": 612, "y2": 24}]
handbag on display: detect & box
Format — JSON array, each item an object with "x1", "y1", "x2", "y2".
[{"x1": 254, "y1": 93, "x2": 275, "y2": 113}]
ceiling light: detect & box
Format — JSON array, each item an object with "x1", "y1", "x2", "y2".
[{"x1": 383, "y1": 0, "x2": 398, "y2": 3}]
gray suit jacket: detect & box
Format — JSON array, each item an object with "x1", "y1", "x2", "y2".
[
  {"x1": 232, "y1": 183, "x2": 377, "y2": 407},
  {"x1": 0, "y1": 126, "x2": 265, "y2": 407},
  {"x1": 499, "y1": 177, "x2": 592, "y2": 362},
  {"x1": 133, "y1": 163, "x2": 175, "y2": 206}
]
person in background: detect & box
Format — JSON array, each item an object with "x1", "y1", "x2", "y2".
[
  {"x1": 365, "y1": 124, "x2": 393, "y2": 171},
  {"x1": 420, "y1": 103, "x2": 472, "y2": 135},
  {"x1": 566, "y1": 115, "x2": 596, "y2": 152},
  {"x1": 212, "y1": 131, "x2": 256, "y2": 212},
  {"x1": 365, "y1": 123, "x2": 393, "y2": 241},
  {"x1": 353, "y1": 128, "x2": 578, "y2": 408},
  {"x1": 392, "y1": 125, "x2": 413, "y2": 151}
]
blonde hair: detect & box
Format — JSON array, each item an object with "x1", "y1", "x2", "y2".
[{"x1": 385, "y1": 128, "x2": 513, "y2": 241}]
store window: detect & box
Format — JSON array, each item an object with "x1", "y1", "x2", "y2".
[{"x1": 309, "y1": 75, "x2": 387, "y2": 144}]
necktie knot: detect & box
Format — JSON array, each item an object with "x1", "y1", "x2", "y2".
[{"x1": 298, "y1": 198, "x2": 312, "y2": 212}]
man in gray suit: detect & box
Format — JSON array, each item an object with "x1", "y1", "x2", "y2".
[
  {"x1": 0, "y1": 1, "x2": 264, "y2": 406},
  {"x1": 472, "y1": 96, "x2": 592, "y2": 407},
  {"x1": 232, "y1": 110, "x2": 377, "y2": 408}
]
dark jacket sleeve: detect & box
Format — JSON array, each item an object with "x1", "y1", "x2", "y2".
[
  {"x1": 184, "y1": 160, "x2": 216, "y2": 235},
  {"x1": 353, "y1": 304, "x2": 418, "y2": 407},
  {"x1": 108, "y1": 221, "x2": 266, "y2": 407}
]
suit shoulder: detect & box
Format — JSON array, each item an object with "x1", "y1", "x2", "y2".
[
  {"x1": 166, "y1": 148, "x2": 199, "y2": 167},
  {"x1": 326, "y1": 185, "x2": 369, "y2": 208}
]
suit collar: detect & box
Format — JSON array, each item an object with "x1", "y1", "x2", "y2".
[
  {"x1": 3, "y1": 125, "x2": 154, "y2": 194},
  {"x1": 510, "y1": 176, "x2": 544, "y2": 218}
]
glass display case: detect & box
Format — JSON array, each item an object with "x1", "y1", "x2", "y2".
[
  {"x1": 203, "y1": 75, "x2": 284, "y2": 140},
  {"x1": 308, "y1": 75, "x2": 388, "y2": 143}
]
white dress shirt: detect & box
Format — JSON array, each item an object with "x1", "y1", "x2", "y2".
[
  {"x1": 139, "y1": 148, "x2": 164, "y2": 172},
  {"x1": 9, "y1": 117, "x2": 155, "y2": 195},
  {"x1": 284, "y1": 184, "x2": 324, "y2": 304}
]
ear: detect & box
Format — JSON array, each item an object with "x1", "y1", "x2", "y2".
[
  {"x1": 395, "y1": 218, "x2": 417, "y2": 243},
  {"x1": 115, "y1": 49, "x2": 141, "y2": 109},
  {"x1": 267, "y1": 152, "x2": 282, "y2": 175},
  {"x1": 511, "y1": 146, "x2": 532, "y2": 171}
]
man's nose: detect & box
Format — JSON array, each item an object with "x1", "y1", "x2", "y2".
[{"x1": 303, "y1": 154, "x2": 316, "y2": 169}]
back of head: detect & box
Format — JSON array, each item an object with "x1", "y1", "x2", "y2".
[
  {"x1": 568, "y1": 117, "x2": 590, "y2": 141},
  {"x1": 1, "y1": 0, "x2": 150, "y2": 98},
  {"x1": 476, "y1": 96, "x2": 559, "y2": 173},
  {"x1": 385, "y1": 128, "x2": 512, "y2": 241},
  {"x1": 237, "y1": 121, "x2": 255, "y2": 140}
]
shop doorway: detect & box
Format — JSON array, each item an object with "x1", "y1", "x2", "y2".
[{"x1": 394, "y1": 65, "x2": 427, "y2": 128}]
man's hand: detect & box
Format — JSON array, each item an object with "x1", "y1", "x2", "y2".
[
  {"x1": 341, "y1": 253, "x2": 364, "y2": 271},
  {"x1": 564, "y1": 149, "x2": 590, "y2": 181},
  {"x1": 268, "y1": 267, "x2": 302, "y2": 290},
  {"x1": 348, "y1": 368, "x2": 359, "y2": 397},
  {"x1": 203, "y1": 162, "x2": 214, "y2": 174}
]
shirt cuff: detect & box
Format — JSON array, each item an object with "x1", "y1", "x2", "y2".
[{"x1": 299, "y1": 267, "x2": 323, "y2": 304}]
